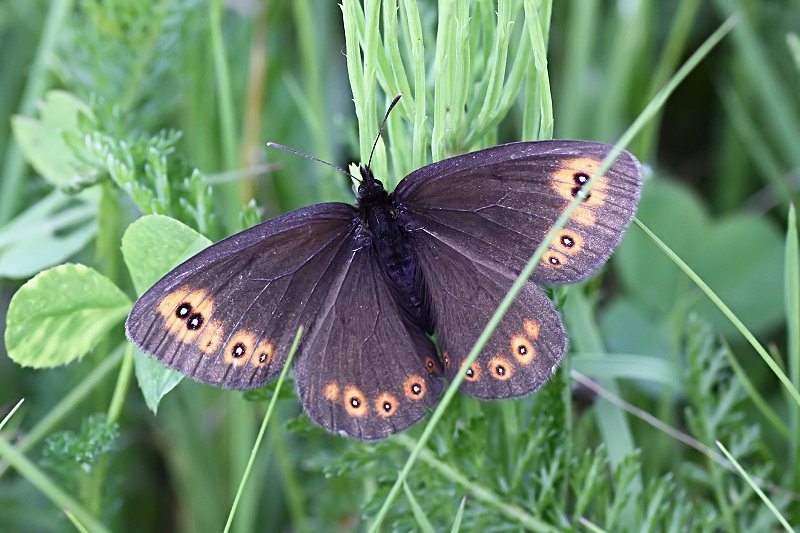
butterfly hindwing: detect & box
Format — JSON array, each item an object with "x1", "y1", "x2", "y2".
[
  {"x1": 125, "y1": 203, "x2": 358, "y2": 389},
  {"x1": 294, "y1": 246, "x2": 442, "y2": 439},
  {"x1": 395, "y1": 140, "x2": 641, "y2": 285},
  {"x1": 414, "y1": 230, "x2": 566, "y2": 398}
]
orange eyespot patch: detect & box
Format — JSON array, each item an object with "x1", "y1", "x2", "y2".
[
  {"x1": 553, "y1": 228, "x2": 583, "y2": 255},
  {"x1": 323, "y1": 382, "x2": 340, "y2": 401},
  {"x1": 403, "y1": 375, "x2": 427, "y2": 400},
  {"x1": 510, "y1": 335, "x2": 535, "y2": 366},
  {"x1": 523, "y1": 320, "x2": 540, "y2": 340},
  {"x1": 551, "y1": 157, "x2": 608, "y2": 208},
  {"x1": 442, "y1": 353, "x2": 452, "y2": 368},
  {"x1": 375, "y1": 392, "x2": 399, "y2": 417},
  {"x1": 424, "y1": 356, "x2": 437, "y2": 375},
  {"x1": 157, "y1": 287, "x2": 215, "y2": 342},
  {"x1": 488, "y1": 356, "x2": 514, "y2": 381},
  {"x1": 344, "y1": 385, "x2": 369, "y2": 417},
  {"x1": 251, "y1": 339, "x2": 274, "y2": 367},
  {"x1": 543, "y1": 250, "x2": 567, "y2": 269},
  {"x1": 463, "y1": 361, "x2": 481, "y2": 382},
  {"x1": 198, "y1": 320, "x2": 225, "y2": 354},
  {"x1": 224, "y1": 330, "x2": 256, "y2": 367}
]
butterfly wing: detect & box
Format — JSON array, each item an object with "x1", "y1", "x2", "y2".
[
  {"x1": 126, "y1": 203, "x2": 360, "y2": 389},
  {"x1": 413, "y1": 229, "x2": 566, "y2": 398},
  {"x1": 395, "y1": 140, "x2": 640, "y2": 398},
  {"x1": 294, "y1": 244, "x2": 442, "y2": 440},
  {"x1": 394, "y1": 140, "x2": 641, "y2": 285}
]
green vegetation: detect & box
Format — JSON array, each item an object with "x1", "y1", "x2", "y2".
[{"x1": 1, "y1": 0, "x2": 798, "y2": 530}]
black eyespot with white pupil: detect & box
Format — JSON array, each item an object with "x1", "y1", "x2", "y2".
[
  {"x1": 259, "y1": 352, "x2": 268, "y2": 363},
  {"x1": 466, "y1": 367, "x2": 474, "y2": 378},
  {"x1": 495, "y1": 365, "x2": 506, "y2": 376},
  {"x1": 411, "y1": 383, "x2": 422, "y2": 395},
  {"x1": 382, "y1": 401, "x2": 392, "y2": 412},
  {"x1": 561, "y1": 235, "x2": 575, "y2": 248},
  {"x1": 518, "y1": 345, "x2": 527, "y2": 355},
  {"x1": 549, "y1": 256, "x2": 560, "y2": 265},
  {"x1": 186, "y1": 313, "x2": 203, "y2": 330},
  {"x1": 574, "y1": 172, "x2": 589, "y2": 185},
  {"x1": 176, "y1": 303, "x2": 192, "y2": 319},
  {"x1": 350, "y1": 397, "x2": 360, "y2": 408},
  {"x1": 232, "y1": 343, "x2": 246, "y2": 358}
]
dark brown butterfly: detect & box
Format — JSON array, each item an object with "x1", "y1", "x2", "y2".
[{"x1": 126, "y1": 139, "x2": 641, "y2": 440}]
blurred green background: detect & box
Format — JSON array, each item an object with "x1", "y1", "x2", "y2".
[{"x1": 1, "y1": 0, "x2": 799, "y2": 531}]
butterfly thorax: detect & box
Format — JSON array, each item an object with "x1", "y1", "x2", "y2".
[{"x1": 356, "y1": 165, "x2": 430, "y2": 329}]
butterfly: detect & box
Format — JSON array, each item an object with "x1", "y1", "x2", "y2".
[{"x1": 126, "y1": 137, "x2": 641, "y2": 440}]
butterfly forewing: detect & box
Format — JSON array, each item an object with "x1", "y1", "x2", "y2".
[
  {"x1": 294, "y1": 246, "x2": 442, "y2": 439},
  {"x1": 395, "y1": 141, "x2": 641, "y2": 285},
  {"x1": 126, "y1": 204, "x2": 358, "y2": 389},
  {"x1": 413, "y1": 230, "x2": 566, "y2": 398}
]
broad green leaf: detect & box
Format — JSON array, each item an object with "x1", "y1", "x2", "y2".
[
  {"x1": 5, "y1": 264, "x2": 131, "y2": 368},
  {"x1": 11, "y1": 91, "x2": 93, "y2": 188},
  {"x1": 133, "y1": 350, "x2": 183, "y2": 414},
  {"x1": 572, "y1": 353, "x2": 681, "y2": 389},
  {"x1": 0, "y1": 191, "x2": 97, "y2": 279},
  {"x1": 121, "y1": 214, "x2": 211, "y2": 412},
  {"x1": 616, "y1": 178, "x2": 708, "y2": 314},
  {"x1": 692, "y1": 214, "x2": 783, "y2": 337},
  {"x1": 600, "y1": 298, "x2": 675, "y2": 358},
  {"x1": 121, "y1": 214, "x2": 211, "y2": 295}
]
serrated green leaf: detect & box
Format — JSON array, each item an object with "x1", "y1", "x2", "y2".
[
  {"x1": 5, "y1": 264, "x2": 131, "y2": 368},
  {"x1": 121, "y1": 214, "x2": 211, "y2": 411},
  {"x1": 11, "y1": 91, "x2": 93, "y2": 187},
  {"x1": 121, "y1": 214, "x2": 211, "y2": 296}
]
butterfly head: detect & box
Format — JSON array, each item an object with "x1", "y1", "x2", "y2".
[{"x1": 356, "y1": 164, "x2": 388, "y2": 206}]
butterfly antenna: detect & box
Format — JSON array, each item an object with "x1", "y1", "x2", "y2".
[
  {"x1": 266, "y1": 142, "x2": 356, "y2": 182},
  {"x1": 366, "y1": 93, "x2": 403, "y2": 170}
]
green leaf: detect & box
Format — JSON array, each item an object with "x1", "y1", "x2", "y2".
[
  {"x1": 616, "y1": 178, "x2": 708, "y2": 314},
  {"x1": 618, "y1": 178, "x2": 784, "y2": 336},
  {"x1": 692, "y1": 214, "x2": 783, "y2": 337},
  {"x1": 572, "y1": 353, "x2": 680, "y2": 389},
  {"x1": 5, "y1": 264, "x2": 131, "y2": 368},
  {"x1": 11, "y1": 91, "x2": 93, "y2": 188},
  {"x1": 0, "y1": 191, "x2": 97, "y2": 279},
  {"x1": 133, "y1": 350, "x2": 183, "y2": 414},
  {"x1": 600, "y1": 298, "x2": 675, "y2": 358},
  {"x1": 121, "y1": 214, "x2": 211, "y2": 296},
  {"x1": 121, "y1": 214, "x2": 211, "y2": 411}
]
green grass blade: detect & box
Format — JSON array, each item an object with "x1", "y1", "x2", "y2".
[
  {"x1": 719, "y1": 339, "x2": 790, "y2": 438},
  {"x1": 786, "y1": 204, "x2": 800, "y2": 482},
  {"x1": 223, "y1": 327, "x2": 303, "y2": 533},
  {"x1": 0, "y1": 345, "x2": 125, "y2": 479},
  {"x1": 713, "y1": 0, "x2": 800, "y2": 169},
  {"x1": 0, "y1": 399, "x2": 24, "y2": 432},
  {"x1": 634, "y1": 217, "x2": 800, "y2": 409},
  {"x1": 715, "y1": 440, "x2": 793, "y2": 533},
  {"x1": 402, "y1": 481, "x2": 436, "y2": 533},
  {"x1": 0, "y1": 0, "x2": 74, "y2": 224},
  {"x1": 449, "y1": 495, "x2": 467, "y2": 533},
  {"x1": 0, "y1": 438, "x2": 110, "y2": 533}
]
